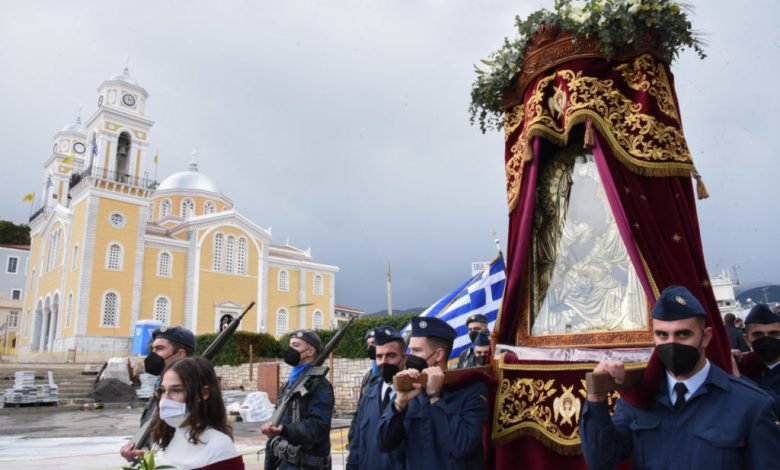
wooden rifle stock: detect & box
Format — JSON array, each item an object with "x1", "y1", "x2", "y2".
[
  {"x1": 393, "y1": 365, "x2": 492, "y2": 392},
  {"x1": 585, "y1": 367, "x2": 645, "y2": 395},
  {"x1": 131, "y1": 301, "x2": 256, "y2": 449}
]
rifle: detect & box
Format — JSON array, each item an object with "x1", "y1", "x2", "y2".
[
  {"x1": 269, "y1": 315, "x2": 356, "y2": 427},
  {"x1": 131, "y1": 301, "x2": 256, "y2": 449}
]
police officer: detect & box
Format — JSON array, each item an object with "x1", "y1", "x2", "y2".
[
  {"x1": 472, "y1": 331, "x2": 491, "y2": 366},
  {"x1": 120, "y1": 326, "x2": 196, "y2": 462},
  {"x1": 262, "y1": 329, "x2": 333, "y2": 470},
  {"x1": 456, "y1": 314, "x2": 489, "y2": 368},
  {"x1": 580, "y1": 286, "x2": 780, "y2": 470},
  {"x1": 348, "y1": 328, "x2": 380, "y2": 448},
  {"x1": 347, "y1": 326, "x2": 406, "y2": 469},
  {"x1": 377, "y1": 317, "x2": 488, "y2": 469},
  {"x1": 743, "y1": 304, "x2": 780, "y2": 404}
]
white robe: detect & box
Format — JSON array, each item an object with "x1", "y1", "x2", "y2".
[{"x1": 155, "y1": 426, "x2": 239, "y2": 470}]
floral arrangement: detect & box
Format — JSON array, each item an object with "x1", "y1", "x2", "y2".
[
  {"x1": 123, "y1": 450, "x2": 174, "y2": 470},
  {"x1": 469, "y1": 0, "x2": 705, "y2": 132}
]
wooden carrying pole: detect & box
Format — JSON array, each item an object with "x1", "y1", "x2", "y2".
[
  {"x1": 585, "y1": 367, "x2": 645, "y2": 395},
  {"x1": 393, "y1": 365, "x2": 492, "y2": 392}
]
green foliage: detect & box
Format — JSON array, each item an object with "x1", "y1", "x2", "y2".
[
  {"x1": 470, "y1": 0, "x2": 706, "y2": 133},
  {"x1": 194, "y1": 331, "x2": 282, "y2": 366},
  {"x1": 0, "y1": 220, "x2": 31, "y2": 245},
  {"x1": 330, "y1": 313, "x2": 418, "y2": 359}
]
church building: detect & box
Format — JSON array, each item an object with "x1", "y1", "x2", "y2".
[{"x1": 17, "y1": 69, "x2": 338, "y2": 359}]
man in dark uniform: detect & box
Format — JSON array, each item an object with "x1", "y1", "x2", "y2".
[
  {"x1": 377, "y1": 317, "x2": 488, "y2": 469},
  {"x1": 580, "y1": 286, "x2": 780, "y2": 470},
  {"x1": 724, "y1": 313, "x2": 750, "y2": 352},
  {"x1": 347, "y1": 326, "x2": 406, "y2": 469},
  {"x1": 120, "y1": 325, "x2": 195, "y2": 462},
  {"x1": 472, "y1": 331, "x2": 491, "y2": 366},
  {"x1": 456, "y1": 314, "x2": 489, "y2": 368},
  {"x1": 347, "y1": 328, "x2": 380, "y2": 448},
  {"x1": 743, "y1": 304, "x2": 780, "y2": 404},
  {"x1": 262, "y1": 329, "x2": 333, "y2": 470}
]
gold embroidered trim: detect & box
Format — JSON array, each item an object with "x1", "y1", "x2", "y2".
[
  {"x1": 504, "y1": 105, "x2": 524, "y2": 141},
  {"x1": 614, "y1": 54, "x2": 680, "y2": 124}
]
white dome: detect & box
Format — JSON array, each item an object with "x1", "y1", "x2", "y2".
[
  {"x1": 60, "y1": 117, "x2": 86, "y2": 135},
  {"x1": 108, "y1": 67, "x2": 141, "y2": 87},
  {"x1": 157, "y1": 167, "x2": 222, "y2": 194}
]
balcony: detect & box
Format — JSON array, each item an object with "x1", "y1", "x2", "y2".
[{"x1": 68, "y1": 166, "x2": 158, "y2": 200}]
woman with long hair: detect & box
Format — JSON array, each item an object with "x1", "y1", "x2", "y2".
[{"x1": 151, "y1": 356, "x2": 244, "y2": 469}]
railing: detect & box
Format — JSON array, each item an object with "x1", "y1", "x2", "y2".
[
  {"x1": 69, "y1": 166, "x2": 158, "y2": 191},
  {"x1": 29, "y1": 206, "x2": 46, "y2": 222}
]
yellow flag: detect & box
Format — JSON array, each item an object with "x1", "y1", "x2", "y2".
[
  {"x1": 22, "y1": 192, "x2": 34, "y2": 203},
  {"x1": 153, "y1": 152, "x2": 159, "y2": 165},
  {"x1": 62, "y1": 153, "x2": 74, "y2": 165}
]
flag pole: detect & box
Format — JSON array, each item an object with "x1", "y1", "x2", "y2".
[{"x1": 386, "y1": 262, "x2": 393, "y2": 317}]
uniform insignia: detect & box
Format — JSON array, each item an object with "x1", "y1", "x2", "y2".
[
  {"x1": 159, "y1": 326, "x2": 168, "y2": 333},
  {"x1": 384, "y1": 329, "x2": 390, "y2": 335},
  {"x1": 675, "y1": 295, "x2": 687, "y2": 306},
  {"x1": 369, "y1": 330, "x2": 375, "y2": 336},
  {"x1": 419, "y1": 320, "x2": 428, "y2": 329},
  {"x1": 469, "y1": 316, "x2": 475, "y2": 322},
  {"x1": 296, "y1": 332, "x2": 303, "y2": 338}
]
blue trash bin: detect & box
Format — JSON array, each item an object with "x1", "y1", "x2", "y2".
[{"x1": 132, "y1": 320, "x2": 164, "y2": 356}]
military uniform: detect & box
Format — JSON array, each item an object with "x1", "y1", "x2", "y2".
[
  {"x1": 347, "y1": 378, "x2": 406, "y2": 469},
  {"x1": 743, "y1": 304, "x2": 780, "y2": 406},
  {"x1": 749, "y1": 365, "x2": 780, "y2": 405},
  {"x1": 347, "y1": 328, "x2": 380, "y2": 449},
  {"x1": 581, "y1": 363, "x2": 780, "y2": 470},
  {"x1": 456, "y1": 347, "x2": 477, "y2": 368}
]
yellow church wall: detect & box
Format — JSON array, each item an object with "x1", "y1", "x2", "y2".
[
  {"x1": 20, "y1": 235, "x2": 41, "y2": 345},
  {"x1": 306, "y1": 271, "x2": 332, "y2": 329},
  {"x1": 139, "y1": 247, "x2": 187, "y2": 327},
  {"x1": 36, "y1": 221, "x2": 66, "y2": 308},
  {"x1": 86, "y1": 198, "x2": 143, "y2": 337},
  {"x1": 61, "y1": 199, "x2": 88, "y2": 337},
  {"x1": 151, "y1": 195, "x2": 231, "y2": 219},
  {"x1": 267, "y1": 265, "x2": 301, "y2": 335}
]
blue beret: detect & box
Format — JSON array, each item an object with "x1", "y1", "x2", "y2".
[
  {"x1": 651, "y1": 286, "x2": 706, "y2": 321},
  {"x1": 290, "y1": 329, "x2": 322, "y2": 351},
  {"x1": 474, "y1": 330, "x2": 491, "y2": 346},
  {"x1": 466, "y1": 314, "x2": 489, "y2": 326},
  {"x1": 410, "y1": 316, "x2": 457, "y2": 343},
  {"x1": 152, "y1": 326, "x2": 196, "y2": 352},
  {"x1": 745, "y1": 304, "x2": 780, "y2": 325},
  {"x1": 373, "y1": 326, "x2": 404, "y2": 346}
]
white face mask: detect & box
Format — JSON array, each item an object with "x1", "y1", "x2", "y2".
[{"x1": 159, "y1": 398, "x2": 188, "y2": 428}]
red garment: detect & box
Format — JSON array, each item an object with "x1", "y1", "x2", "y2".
[{"x1": 194, "y1": 455, "x2": 245, "y2": 470}]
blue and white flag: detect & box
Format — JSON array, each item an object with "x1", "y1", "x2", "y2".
[{"x1": 406, "y1": 254, "x2": 506, "y2": 361}]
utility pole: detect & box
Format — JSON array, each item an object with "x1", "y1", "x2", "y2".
[{"x1": 386, "y1": 262, "x2": 393, "y2": 317}]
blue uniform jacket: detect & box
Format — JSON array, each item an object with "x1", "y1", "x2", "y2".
[
  {"x1": 748, "y1": 364, "x2": 780, "y2": 407},
  {"x1": 580, "y1": 363, "x2": 780, "y2": 470},
  {"x1": 346, "y1": 379, "x2": 405, "y2": 469},
  {"x1": 376, "y1": 380, "x2": 488, "y2": 470}
]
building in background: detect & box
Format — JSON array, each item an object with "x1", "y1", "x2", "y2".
[
  {"x1": 710, "y1": 268, "x2": 740, "y2": 318},
  {"x1": 333, "y1": 304, "x2": 365, "y2": 328},
  {"x1": 0, "y1": 244, "x2": 30, "y2": 357},
  {"x1": 17, "y1": 69, "x2": 338, "y2": 361}
]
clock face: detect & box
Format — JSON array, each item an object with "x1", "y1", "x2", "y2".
[
  {"x1": 122, "y1": 94, "x2": 136, "y2": 106},
  {"x1": 74, "y1": 142, "x2": 86, "y2": 154},
  {"x1": 98, "y1": 95, "x2": 104, "y2": 107}
]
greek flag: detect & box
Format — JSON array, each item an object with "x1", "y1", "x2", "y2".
[{"x1": 407, "y1": 254, "x2": 506, "y2": 360}]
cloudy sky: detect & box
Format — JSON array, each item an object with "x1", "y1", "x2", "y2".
[{"x1": 0, "y1": 1, "x2": 777, "y2": 312}]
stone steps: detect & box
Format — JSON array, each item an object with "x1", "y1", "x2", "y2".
[{"x1": 0, "y1": 363, "x2": 105, "y2": 403}]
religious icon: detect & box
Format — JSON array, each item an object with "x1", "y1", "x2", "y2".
[{"x1": 553, "y1": 385, "x2": 581, "y2": 426}]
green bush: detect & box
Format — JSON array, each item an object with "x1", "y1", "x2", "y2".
[
  {"x1": 332, "y1": 313, "x2": 418, "y2": 359},
  {"x1": 195, "y1": 331, "x2": 282, "y2": 366}
]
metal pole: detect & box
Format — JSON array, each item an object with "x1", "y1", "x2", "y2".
[
  {"x1": 386, "y1": 262, "x2": 393, "y2": 317},
  {"x1": 249, "y1": 344, "x2": 254, "y2": 382}
]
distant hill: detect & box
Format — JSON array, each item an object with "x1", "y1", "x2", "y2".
[
  {"x1": 736, "y1": 285, "x2": 780, "y2": 305},
  {"x1": 365, "y1": 308, "x2": 424, "y2": 317}
]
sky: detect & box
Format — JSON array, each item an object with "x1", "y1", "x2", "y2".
[{"x1": 0, "y1": 1, "x2": 777, "y2": 312}]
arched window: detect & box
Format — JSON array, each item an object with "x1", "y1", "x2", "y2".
[
  {"x1": 237, "y1": 237, "x2": 247, "y2": 275},
  {"x1": 181, "y1": 198, "x2": 195, "y2": 218},
  {"x1": 278, "y1": 269, "x2": 289, "y2": 292},
  {"x1": 313, "y1": 274, "x2": 323, "y2": 296},
  {"x1": 213, "y1": 233, "x2": 224, "y2": 271},
  {"x1": 160, "y1": 199, "x2": 172, "y2": 218},
  {"x1": 312, "y1": 310, "x2": 323, "y2": 330},
  {"x1": 158, "y1": 251, "x2": 171, "y2": 277},
  {"x1": 25, "y1": 308, "x2": 31, "y2": 337},
  {"x1": 106, "y1": 243, "x2": 123, "y2": 270},
  {"x1": 225, "y1": 236, "x2": 235, "y2": 273},
  {"x1": 204, "y1": 201, "x2": 216, "y2": 214},
  {"x1": 101, "y1": 291, "x2": 119, "y2": 327},
  {"x1": 154, "y1": 297, "x2": 170, "y2": 324},
  {"x1": 276, "y1": 308, "x2": 289, "y2": 336},
  {"x1": 71, "y1": 245, "x2": 79, "y2": 271},
  {"x1": 47, "y1": 228, "x2": 62, "y2": 271},
  {"x1": 65, "y1": 293, "x2": 73, "y2": 328},
  {"x1": 115, "y1": 132, "x2": 131, "y2": 181}
]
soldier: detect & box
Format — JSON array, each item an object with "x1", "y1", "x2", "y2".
[
  {"x1": 472, "y1": 331, "x2": 491, "y2": 366},
  {"x1": 120, "y1": 325, "x2": 195, "y2": 462},
  {"x1": 456, "y1": 314, "x2": 489, "y2": 368},
  {"x1": 743, "y1": 304, "x2": 780, "y2": 404},
  {"x1": 580, "y1": 286, "x2": 780, "y2": 470},
  {"x1": 377, "y1": 316, "x2": 488, "y2": 469},
  {"x1": 262, "y1": 329, "x2": 333, "y2": 470},
  {"x1": 348, "y1": 328, "x2": 380, "y2": 448},
  {"x1": 347, "y1": 326, "x2": 406, "y2": 469}
]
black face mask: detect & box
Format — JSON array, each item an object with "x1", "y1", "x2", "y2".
[
  {"x1": 144, "y1": 351, "x2": 166, "y2": 376},
  {"x1": 474, "y1": 355, "x2": 488, "y2": 366},
  {"x1": 752, "y1": 336, "x2": 780, "y2": 364},
  {"x1": 284, "y1": 347, "x2": 302, "y2": 367},
  {"x1": 656, "y1": 342, "x2": 701, "y2": 376},
  {"x1": 368, "y1": 345, "x2": 376, "y2": 361},
  {"x1": 379, "y1": 363, "x2": 401, "y2": 384},
  {"x1": 406, "y1": 351, "x2": 435, "y2": 372},
  {"x1": 468, "y1": 331, "x2": 479, "y2": 344}
]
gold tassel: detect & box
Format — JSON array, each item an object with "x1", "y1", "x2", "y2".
[
  {"x1": 693, "y1": 171, "x2": 710, "y2": 199},
  {"x1": 583, "y1": 119, "x2": 595, "y2": 148}
]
